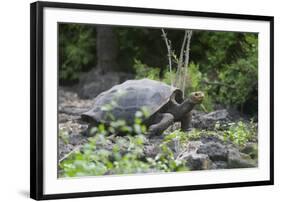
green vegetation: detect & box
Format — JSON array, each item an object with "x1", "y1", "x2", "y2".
[
  {"x1": 221, "y1": 121, "x2": 257, "y2": 147},
  {"x1": 163, "y1": 120, "x2": 257, "y2": 148},
  {"x1": 59, "y1": 111, "x2": 257, "y2": 177},
  {"x1": 59, "y1": 24, "x2": 258, "y2": 113},
  {"x1": 59, "y1": 112, "x2": 187, "y2": 177},
  {"x1": 59, "y1": 129, "x2": 69, "y2": 144},
  {"x1": 59, "y1": 24, "x2": 96, "y2": 82}
]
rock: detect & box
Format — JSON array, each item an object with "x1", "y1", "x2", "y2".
[
  {"x1": 241, "y1": 142, "x2": 258, "y2": 159},
  {"x1": 144, "y1": 144, "x2": 161, "y2": 158},
  {"x1": 227, "y1": 147, "x2": 256, "y2": 168},
  {"x1": 184, "y1": 141, "x2": 202, "y2": 153},
  {"x1": 192, "y1": 109, "x2": 241, "y2": 130},
  {"x1": 58, "y1": 121, "x2": 88, "y2": 160},
  {"x1": 59, "y1": 107, "x2": 89, "y2": 116},
  {"x1": 58, "y1": 140, "x2": 74, "y2": 160},
  {"x1": 197, "y1": 141, "x2": 228, "y2": 161},
  {"x1": 204, "y1": 110, "x2": 229, "y2": 120},
  {"x1": 166, "y1": 137, "x2": 182, "y2": 156},
  {"x1": 176, "y1": 136, "x2": 257, "y2": 170},
  {"x1": 58, "y1": 88, "x2": 93, "y2": 117},
  {"x1": 184, "y1": 153, "x2": 212, "y2": 170},
  {"x1": 78, "y1": 71, "x2": 133, "y2": 99},
  {"x1": 68, "y1": 133, "x2": 84, "y2": 145},
  {"x1": 144, "y1": 136, "x2": 164, "y2": 158},
  {"x1": 164, "y1": 122, "x2": 181, "y2": 134},
  {"x1": 200, "y1": 135, "x2": 224, "y2": 144},
  {"x1": 59, "y1": 113, "x2": 71, "y2": 123},
  {"x1": 192, "y1": 109, "x2": 230, "y2": 129},
  {"x1": 177, "y1": 141, "x2": 212, "y2": 170},
  {"x1": 210, "y1": 161, "x2": 228, "y2": 169},
  {"x1": 80, "y1": 79, "x2": 118, "y2": 99}
]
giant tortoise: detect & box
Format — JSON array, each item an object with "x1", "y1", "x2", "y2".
[{"x1": 81, "y1": 78, "x2": 204, "y2": 135}]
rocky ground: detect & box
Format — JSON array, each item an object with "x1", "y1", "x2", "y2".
[{"x1": 58, "y1": 88, "x2": 258, "y2": 171}]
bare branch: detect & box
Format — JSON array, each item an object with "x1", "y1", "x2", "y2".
[
  {"x1": 184, "y1": 30, "x2": 192, "y2": 68},
  {"x1": 178, "y1": 31, "x2": 188, "y2": 70},
  {"x1": 59, "y1": 145, "x2": 82, "y2": 163},
  {"x1": 182, "y1": 30, "x2": 192, "y2": 97},
  {"x1": 160, "y1": 29, "x2": 193, "y2": 92},
  {"x1": 175, "y1": 30, "x2": 188, "y2": 88},
  {"x1": 161, "y1": 29, "x2": 173, "y2": 85}
]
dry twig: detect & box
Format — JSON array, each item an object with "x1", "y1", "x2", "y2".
[
  {"x1": 161, "y1": 29, "x2": 173, "y2": 85},
  {"x1": 182, "y1": 30, "x2": 193, "y2": 97},
  {"x1": 175, "y1": 31, "x2": 188, "y2": 88}
]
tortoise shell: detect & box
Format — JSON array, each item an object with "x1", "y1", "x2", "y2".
[{"x1": 81, "y1": 79, "x2": 183, "y2": 124}]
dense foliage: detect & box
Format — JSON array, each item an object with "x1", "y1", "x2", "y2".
[
  {"x1": 59, "y1": 24, "x2": 96, "y2": 83},
  {"x1": 59, "y1": 24, "x2": 258, "y2": 114}
]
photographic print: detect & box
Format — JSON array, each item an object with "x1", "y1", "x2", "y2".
[
  {"x1": 30, "y1": 1, "x2": 273, "y2": 200},
  {"x1": 58, "y1": 25, "x2": 259, "y2": 177}
]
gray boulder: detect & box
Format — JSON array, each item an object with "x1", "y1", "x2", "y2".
[
  {"x1": 175, "y1": 135, "x2": 257, "y2": 170},
  {"x1": 78, "y1": 71, "x2": 133, "y2": 99},
  {"x1": 176, "y1": 141, "x2": 212, "y2": 170},
  {"x1": 184, "y1": 153, "x2": 212, "y2": 170},
  {"x1": 241, "y1": 142, "x2": 258, "y2": 159},
  {"x1": 210, "y1": 161, "x2": 228, "y2": 169},
  {"x1": 197, "y1": 141, "x2": 228, "y2": 161},
  {"x1": 227, "y1": 147, "x2": 257, "y2": 168},
  {"x1": 192, "y1": 109, "x2": 230, "y2": 129}
]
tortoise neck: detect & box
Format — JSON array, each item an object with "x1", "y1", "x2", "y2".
[
  {"x1": 166, "y1": 98, "x2": 196, "y2": 120},
  {"x1": 178, "y1": 99, "x2": 196, "y2": 117}
]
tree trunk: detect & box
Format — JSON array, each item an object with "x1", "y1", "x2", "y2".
[
  {"x1": 78, "y1": 26, "x2": 121, "y2": 98},
  {"x1": 96, "y1": 26, "x2": 119, "y2": 74}
]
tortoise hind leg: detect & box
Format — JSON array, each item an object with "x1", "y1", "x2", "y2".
[
  {"x1": 180, "y1": 112, "x2": 192, "y2": 131},
  {"x1": 83, "y1": 121, "x2": 99, "y2": 137},
  {"x1": 147, "y1": 113, "x2": 174, "y2": 136}
]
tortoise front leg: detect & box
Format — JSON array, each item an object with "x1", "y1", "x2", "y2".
[
  {"x1": 180, "y1": 112, "x2": 192, "y2": 131},
  {"x1": 147, "y1": 113, "x2": 174, "y2": 136}
]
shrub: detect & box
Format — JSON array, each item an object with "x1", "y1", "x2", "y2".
[
  {"x1": 59, "y1": 24, "x2": 96, "y2": 82},
  {"x1": 59, "y1": 110, "x2": 187, "y2": 177},
  {"x1": 222, "y1": 121, "x2": 257, "y2": 147}
]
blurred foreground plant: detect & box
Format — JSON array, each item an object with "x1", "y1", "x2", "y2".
[{"x1": 59, "y1": 110, "x2": 187, "y2": 177}]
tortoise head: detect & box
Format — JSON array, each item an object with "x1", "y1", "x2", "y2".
[{"x1": 189, "y1": 91, "x2": 204, "y2": 104}]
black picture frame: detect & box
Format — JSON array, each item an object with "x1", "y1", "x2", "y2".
[{"x1": 30, "y1": 1, "x2": 274, "y2": 200}]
